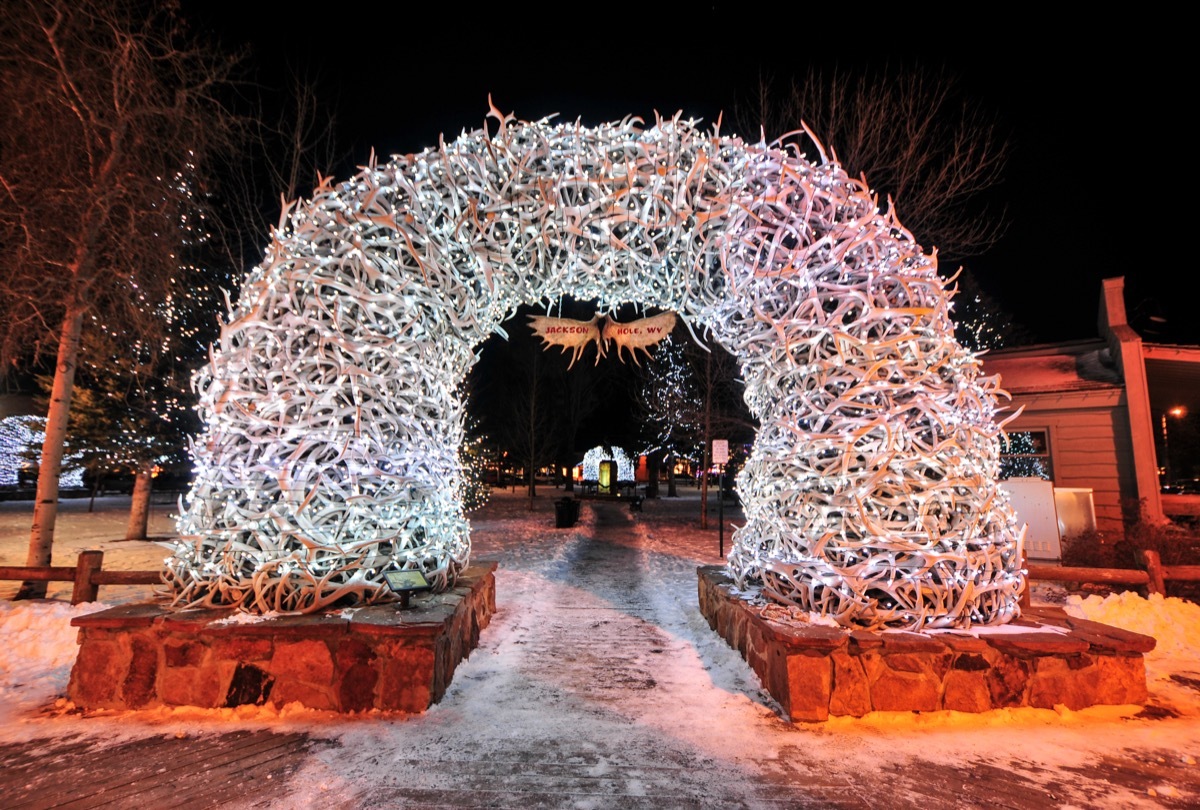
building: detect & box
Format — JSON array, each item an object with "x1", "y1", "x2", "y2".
[{"x1": 982, "y1": 277, "x2": 1200, "y2": 555}]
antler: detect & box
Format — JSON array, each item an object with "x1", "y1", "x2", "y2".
[
  {"x1": 527, "y1": 314, "x2": 605, "y2": 369},
  {"x1": 601, "y1": 312, "x2": 676, "y2": 366}
]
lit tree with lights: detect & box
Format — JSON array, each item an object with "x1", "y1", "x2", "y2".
[
  {"x1": 456, "y1": 407, "x2": 492, "y2": 513},
  {"x1": 946, "y1": 267, "x2": 1030, "y2": 351},
  {"x1": 0, "y1": 414, "x2": 84, "y2": 489},
  {"x1": 0, "y1": 0, "x2": 240, "y2": 596},
  {"x1": 639, "y1": 333, "x2": 701, "y2": 498},
  {"x1": 75, "y1": 166, "x2": 233, "y2": 533},
  {"x1": 998, "y1": 431, "x2": 1051, "y2": 480},
  {"x1": 639, "y1": 330, "x2": 754, "y2": 519}
]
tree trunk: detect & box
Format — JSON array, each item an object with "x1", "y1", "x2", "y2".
[
  {"x1": 527, "y1": 380, "x2": 537, "y2": 510},
  {"x1": 16, "y1": 304, "x2": 85, "y2": 599},
  {"x1": 126, "y1": 462, "x2": 154, "y2": 540},
  {"x1": 646, "y1": 454, "x2": 660, "y2": 499},
  {"x1": 527, "y1": 352, "x2": 538, "y2": 510},
  {"x1": 666, "y1": 453, "x2": 678, "y2": 497}
]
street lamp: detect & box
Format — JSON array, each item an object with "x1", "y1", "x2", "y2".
[{"x1": 1161, "y1": 406, "x2": 1187, "y2": 487}]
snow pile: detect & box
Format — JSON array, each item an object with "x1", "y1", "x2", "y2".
[
  {"x1": 1065, "y1": 590, "x2": 1200, "y2": 714},
  {"x1": 0, "y1": 599, "x2": 96, "y2": 685},
  {"x1": 1065, "y1": 590, "x2": 1200, "y2": 662},
  {"x1": 0, "y1": 599, "x2": 103, "y2": 724},
  {"x1": 212, "y1": 610, "x2": 284, "y2": 625}
]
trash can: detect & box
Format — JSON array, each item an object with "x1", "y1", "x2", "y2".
[{"x1": 555, "y1": 497, "x2": 578, "y2": 528}]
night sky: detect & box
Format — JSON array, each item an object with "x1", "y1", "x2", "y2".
[{"x1": 187, "y1": 2, "x2": 1194, "y2": 346}]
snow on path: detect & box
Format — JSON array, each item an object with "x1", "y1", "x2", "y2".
[
  {"x1": 273, "y1": 499, "x2": 1200, "y2": 809},
  {"x1": 2, "y1": 491, "x2": 1200, "y2": 808},
  {"x1": 280, "y1": 500, "x2": 865, "y2": 808}
]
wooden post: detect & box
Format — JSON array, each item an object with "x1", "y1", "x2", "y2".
[
  {"x1": 1140, "y1": 549, "x2": 1166, "y2": 596},
  {"x1": 72, "y1": 550, "x2": 104, "y2": 604},
  {"x1": 1020, "y1": 544, "x2": 1031, "y2": 609}
]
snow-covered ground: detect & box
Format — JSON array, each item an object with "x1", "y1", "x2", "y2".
[{"x1": 2, "y1": 488, "x2": 1200, "y2": 808}]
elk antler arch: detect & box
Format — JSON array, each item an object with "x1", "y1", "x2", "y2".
[{"x1": 164, "y1": 107, "x2": 1025, "y2": 630}]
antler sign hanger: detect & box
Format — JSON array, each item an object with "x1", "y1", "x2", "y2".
[{"x1": 528, "y1": 311, "x2": 677, "y2": 368}]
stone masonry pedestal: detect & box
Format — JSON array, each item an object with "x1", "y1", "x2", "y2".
[
  {"x1": 697, "y1": 565, "x2": 1155, "y2": 722},
  {"x1": 68, "y1": 562, "x2": 497, "y2": 713}
]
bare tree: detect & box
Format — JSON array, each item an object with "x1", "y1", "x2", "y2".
[
  {"x1": 476, "y1": 333, "x2": 559, "y2": 510},
  {"x1": 218, "y1": 63, "x2": 343, "y2": 266},
  {"x1": 510, "y1": 346, "x2": 559, "y2": 509},
  {"x1": 268, "y1": 67, "x2": 341, "y2": 208},
  {"x1": 550, "y1": 353, "x2": 602, "y2": 493},
  {"x1": 692, "y1": 341, "x2": 756, "y2": 530},
  {"x1": 0, "y1": 0, "x2": 242, "y2": 596},
  {"x1": 735, "y1": 66, "x2": 1029, "y2": 352},
  {"x1": 736, "y1": 65, "x2": 1010, "y2": 267}
]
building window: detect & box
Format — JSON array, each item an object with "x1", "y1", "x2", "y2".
[{"x1": 1000, "y1": 430, "x2": 1053, "y2": 480}]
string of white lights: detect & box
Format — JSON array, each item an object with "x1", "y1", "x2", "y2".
[
  {"x1": 164, "y1": 107, "x2": 1024, "y2": 627},
  {"x1": 0, "y1": 416, "x2": 85, "y2": 489}
]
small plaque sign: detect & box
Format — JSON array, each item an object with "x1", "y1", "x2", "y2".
[
  {"x1": 712, "y1": 439, "x2": 729, "y2": 465},
  {"x1": 384, "y1": 569, "x2": 432, "y2": 609},
  {"x1": 385, "y1": 570, "x2": 431, "y2": 591}
]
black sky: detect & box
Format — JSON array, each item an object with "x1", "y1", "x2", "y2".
[{"x1": 188, "y1": 2, "x2": 1195, "y2": 346}]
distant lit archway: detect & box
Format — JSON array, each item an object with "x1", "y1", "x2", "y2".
[{"x1": 165, "y1": 107, "x2": 1024, "y2": 629}]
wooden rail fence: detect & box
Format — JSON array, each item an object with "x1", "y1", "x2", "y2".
[
  {"x1": 2, "y1": 549, "x2": 1198, "y2": 607},
  {"x1": 1021, "y1": 549, "x2": 1199, "y2": 606},
  {"x1": 0, "y1": 550, "x2": 160, "y2": 603}
]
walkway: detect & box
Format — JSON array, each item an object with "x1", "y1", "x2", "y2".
[{"x1": 2, "y1": 495, "x2": 1200, "y2": 808}]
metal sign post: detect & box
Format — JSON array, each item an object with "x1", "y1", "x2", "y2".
[
  {"x1": 718, "y1": 465, "x2": 725, "y2": 557},
  {"x1": 713, "y1": 440, "x2": 729, "y2": 557}
]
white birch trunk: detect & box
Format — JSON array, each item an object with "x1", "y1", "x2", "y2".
[
  {"x1": 126, "y1": 462, "x2": 153, "y2": 541},
  {"x1": 16, "y1": 303, "x2": 85, "y2": 599}
]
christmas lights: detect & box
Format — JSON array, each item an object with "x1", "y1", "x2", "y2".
[
  {"x1": 0, "y1": 416, "x2": 85, "y2": 489},
  {"x1": 165, "y1": 107, "x2": 1024, "y2": 628},
  {"x1": 582, "y1": 445, "x2": 637, "y2": 483}
]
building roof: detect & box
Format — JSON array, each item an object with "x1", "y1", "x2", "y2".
[{"x1": 981, "y1": 340, "x2": 1123, "y2": 396}]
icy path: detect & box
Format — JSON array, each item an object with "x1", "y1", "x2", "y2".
[
  {"x1": 291, "y1": 500, "x2": 868, "y2": 808},
  {"x1": 3, "y1": 491, "x2": 1200, "y2": 808},
  {"x1": 277, "y1": 499, "x2": 1200, "y2": 809}
]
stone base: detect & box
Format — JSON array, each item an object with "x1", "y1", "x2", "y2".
[
  {"x1": 68, "y1": 562, "x2": 497, "y2": 714},
  {"x1": 697, "y1": 566, "x2": 1155, "y2": 722}
]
